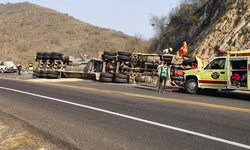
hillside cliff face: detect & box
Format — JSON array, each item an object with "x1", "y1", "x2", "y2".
[
  {"x1": 191, "y1": 0, "x2": 249, "y2": 60},
  {"x1": 0, "y1": 2, "x2": 148, "y2": 64},
  {"x1": 155, "y1": 0, "x2": 249, "y2": 61}
]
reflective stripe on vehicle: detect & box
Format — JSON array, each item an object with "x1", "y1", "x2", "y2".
[{"x1": 199, "y1": 80, "x2": 227, "y2": 84}]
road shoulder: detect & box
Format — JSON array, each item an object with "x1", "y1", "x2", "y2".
[{"x1": 0, "y1": 111, "x2": 75, "y2": 150}]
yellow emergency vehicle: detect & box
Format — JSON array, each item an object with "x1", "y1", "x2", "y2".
[{"x1": 184, "y1": 50, "x2": 250, "y2": 94}]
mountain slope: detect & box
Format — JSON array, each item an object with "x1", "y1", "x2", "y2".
[
  {"x1": 0, "y1": 2, "x2": 148, "y2": 64},
  {"x1": 154, "y1": 0, "x2": 249, "y2": 60},
  {"x1": 191, "y1": 0, "x2": 250, "y2": 59}
]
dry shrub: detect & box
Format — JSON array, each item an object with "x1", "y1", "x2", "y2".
[{"x1": 16, "y1": 40, "x2": 29, "y2": 52}]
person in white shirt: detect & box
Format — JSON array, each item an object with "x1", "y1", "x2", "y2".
[{"x1": 162, "y1": 48, "x2": 173, "y2": 54}]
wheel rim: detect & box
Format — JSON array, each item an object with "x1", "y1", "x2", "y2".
[{"x1": 188, "y1": 82, "x2": 197, "y2": 91}]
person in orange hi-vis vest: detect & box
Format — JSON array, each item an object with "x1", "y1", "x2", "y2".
[{"x1": 177, "y1": 41, "x2": 188, "y2": 57}]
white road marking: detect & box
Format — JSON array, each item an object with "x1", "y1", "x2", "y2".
[{"x1": 0, "y1": 86, "x2": 249, "y2": 149}]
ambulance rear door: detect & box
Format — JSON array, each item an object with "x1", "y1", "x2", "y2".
[{"x1": 227, "y1": 57, "x2": 249, "y2": 90}]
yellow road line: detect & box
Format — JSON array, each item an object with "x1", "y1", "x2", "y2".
[
  {"x1": 0, "y1": 76, "x2": 20, "y2": 80},
  {"x1": 43, "y1": 82, "x2": 250, "y2": 113},
  {"x1": 1, "y1": 77, "x2": 249, "y2": 113}
]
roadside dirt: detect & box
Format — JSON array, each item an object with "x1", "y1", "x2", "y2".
[{"x1": 0, "y1": 111, "x2": 61, "y2": 150}]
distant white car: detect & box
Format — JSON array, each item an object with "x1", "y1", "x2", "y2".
[
  {"x1": 0, "y1": 61, "x2": 17, "y2": 73},
  {"x1": 0, "y1": 63, "x2": 6, "y2": 73}
]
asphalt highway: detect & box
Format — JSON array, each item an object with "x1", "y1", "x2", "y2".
[{"x1": 0, "y1": 78, "x2": 249, "y2": 150}]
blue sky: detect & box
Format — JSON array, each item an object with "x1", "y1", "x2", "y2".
[{"x1": 0, "y1": 0, "x2": 181, "y2": 39}]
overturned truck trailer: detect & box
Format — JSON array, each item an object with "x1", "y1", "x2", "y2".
[
  {"x1": 33, "y1": 52, "x2": 102, "y2": 79},
  {"x1": 99, "y1": 51, "x2": 205, "y2": 86},
  {"x1": 100, "y1": 52, "x2": 164, "y2": 84},
  {"x1": 33, "y1": 51, "x2": 205, "y2": 87}
]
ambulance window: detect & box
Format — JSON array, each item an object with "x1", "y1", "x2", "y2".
[{"x1": 204, "y1": 58, "x2": 226, "y2": 70}]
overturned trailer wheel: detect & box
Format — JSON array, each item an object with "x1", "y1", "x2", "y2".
[
  {"x1": 51, "y1": 55, "x2": 62, "y2": 60},
  {"x1": 100, "y1": 73, "x2": 113, "y2": 82},
  {"x1": 43, "y1": 52, "x2": 51, "y2": 60},
  {"x1": 118, "y1": 51, "x2": 132, "y2": 56},
  {"x1": 101, "y1": 72, "x2": 114, "y2": 78},
  {"x1": 33, "y1": 70, "x2": 41, "y2": 78},
  {"x1": 100, "y1": 77, "x2": 113, "y2": 82},
  {"x1": 103, "y1": 51, "x2": 117, "y2": 56},
  {"x1": 36, "y1": 52, "x2": 43, "y2": 60},
  {"x1": 102, "y1": 55, "x2": 116, "y2": 61},
  {"x1": 113, "y1": 78, "x2": 128, "y2": 83},
  {"x1": 114, "y1": 73, "x2": 128, "y2": 79},
  {"x1": 113, "y1": 73, "x2": 128, "y2": 83},
  {"x1": 118, "y1": 55, "x2": 131, "y2": 61},
  {"x1": 40, "y1": 70, "x2": 48, "y2": 78},
  {"x1": 47, "y1": 71, "x2": 60, "y2": 79}
]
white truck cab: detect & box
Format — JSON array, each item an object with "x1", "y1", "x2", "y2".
[
  {"x1": 0, "y1": 61, "x2": 17, "y2": 73},
  {"x1": 0, "y1": 62, "x2": 6, "y2": 73}
]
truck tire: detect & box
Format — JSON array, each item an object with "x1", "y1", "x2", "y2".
[
  {"x1": 40, "y1": 73, "x2": 48, "y2": 78},
  {"x1": 185, "y1": 79, "x2": 199, "y2": 94},
  {"x1": 114, "y1": 73, "x2": 128, "y2": 79},
  {"x1": 183, "y1": 58, "x2": 196, "y2": 65},
  {"x1": 40, "y1": 70, "x2": 48, "y2": 78},
  {"x1": 36, "y1": 55, "x2": 43, "y2": 60},
  {"x1": 48, "y1": 71, "x2": 59, "y2": 75},
  {"x1": 118, "y1": 51, "x2": 132, "y2": 56},
  {"x1": 103, "y1": 51, "x2": 117, "y2": 56},
  {"x1": 51, "y1": 52, "x2": 63, "y2": 57},
  {"x1": 102, "y1": 55, "x2": 116, "y2": 61},
  {"x1": 100, "y1": 77, "x2": 113, "y2": 82},
  {"x1": 37, "y1": 52, "x2": 43, "y2": 55},
  {"x1": 118, "y1": 55, "x2": 131, "y2": 61},
  {"x1": 113, "y1": 78, "x2": 128, "y2": 83},
  {"x1": 33, "y1": 70, "x2": 41, "y2": 77},
  {"x1": 43, "y1": 53, "x2": 51, "y2": 59},
  {"x1": 40, "y1": 70, "x2": 48, "y2": 74},
  {"x1": 47, "y1": 73, "x2": 59, "y2": 78},
  {"x1": 51, "y1": 55, "x2": 62, "y2": 60},
  {"x1": 100, "y1": 73, "x2": 114, "y2": 78}
]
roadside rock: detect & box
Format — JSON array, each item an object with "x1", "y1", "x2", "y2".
[{"x1": 154, "y1": 0, "x2": 250, "y2": 61}]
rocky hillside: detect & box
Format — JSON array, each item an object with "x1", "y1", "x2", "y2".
[
  {"x1": 0, "y1": 2, "x2": 148, "y2": 64},
  {"x1": 154, "y1": 0, "x2": 249, "y2": 61}
]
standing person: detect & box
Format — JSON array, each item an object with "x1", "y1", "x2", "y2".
[
  {"x1": 28, "y1": 63, "x2": 33, "y2": 73},
  {"x1": 177, "y1": 41, "x2": 188, "y2": 57},
  {"x1": 157, "y1": 61, "x2": 169, "y2": 92},
  {"x1": 17, "y1": 64, "x2": 22, "y2": 75},
  {"x1": 162, "y1": 48, "x2": 173, "y2": 54}
]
